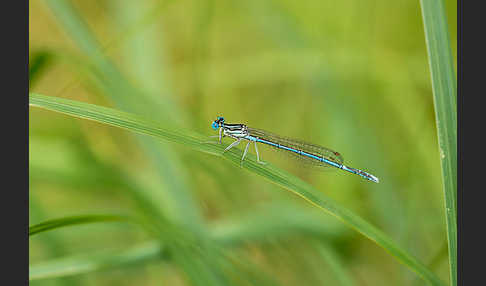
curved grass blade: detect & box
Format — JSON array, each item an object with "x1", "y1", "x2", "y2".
[
  {"x1": 315, "y1": 243, "x2": 355, "y2": 286},
  {"x1": 419, "y1": 1, "x2": 457, "y2": 285},
  {"x1": 29, "y1": 93, "x2": 445, "y2": 286},
  {"x1": 30, "y1": 241, "x2": 163, "y2": 280},
  {"x1": 210, "y1": 204, "x2": 346, "y2": 246},
  {"x1": 45, "y1": 0, "x2": 203, "y2": 233},
  {"x1": 29, "y1": 214, "x2": 136, "y2": 236},
  {"x1": 28, "y1": 210, "x2": 341, "y2": 281},
  {"x1": 29, "y1": 50, "x2": 54, "y2": 88},
  {"x1": 29, "y1": 191, "x2": 84, "y2": 286}
]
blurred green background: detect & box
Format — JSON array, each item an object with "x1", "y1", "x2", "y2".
[{"x1": 29, "y1": 0, "x2": 456, "y2": 285}]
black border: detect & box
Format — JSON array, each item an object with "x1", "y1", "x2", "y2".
[{"x1": 5, "y1": 0, "x2": 29, "y2": 284}]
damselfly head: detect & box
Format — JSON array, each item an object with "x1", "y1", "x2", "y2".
[{"x1": 211, "y1": 116, "x2": 225, "y2": 130}]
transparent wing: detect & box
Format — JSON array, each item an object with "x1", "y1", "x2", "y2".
[{"x1": 247, "y1": 127, "x2": 344, "y2": 168}]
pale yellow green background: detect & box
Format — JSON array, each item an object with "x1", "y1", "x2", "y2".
[{"x1": 29, "y1": 0, "x2": 457, "y2": 285}]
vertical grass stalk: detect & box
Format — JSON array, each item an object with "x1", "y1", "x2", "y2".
[{"x1": 419, "y1": 0, "x2": 457, "y2": 285}]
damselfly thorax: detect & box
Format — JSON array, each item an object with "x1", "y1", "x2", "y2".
[{"x1": 221, "y1": 123, "x2": 249, "y2": 139}]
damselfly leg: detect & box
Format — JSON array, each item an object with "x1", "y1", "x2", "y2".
[
  {"x1": 241, "y1": 142, "x2": 251, "y2": 166},
  {"x1": 201, "y1": 135, "x2": 220, "y2": 144},
  {"x1": 254, "y1": 141, "x2": 266, "y2": 164},
  {"x1": 202, "y1": 128, "x2": 224, "y2": 144},
  {"x1": 223, "y1": 139, "x2": 241, "y2": 152}
]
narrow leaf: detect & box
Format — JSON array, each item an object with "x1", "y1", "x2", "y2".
[
  {"x1": 30, "y1": 241, "x2": 163, "y2": 280},
  {"x1": 419, "y1": 0, "x2": 457, "y2": 285},
  {"x1": 29, "y1": 214, "x2": 134, "y2": 236}
]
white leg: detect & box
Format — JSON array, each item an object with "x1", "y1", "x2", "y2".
[
  {"x1": 224, "y1": 139, "x2": 241, "y2": 153},
  {"x1": 201, "y1": 127, "x2": 224, "y2": 144},
  {"x1": 201, "y1": 135, "x2": 221, "y2": 144},
  {"x1": 241, "y1": 142, "x2": 251, "y2": 166},
  {"x1": 254, "y1": 141, "x2": 266, "y2": 164}
]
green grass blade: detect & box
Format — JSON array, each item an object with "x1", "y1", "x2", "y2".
[
  {"x1": 28, "y1": 205, "x2": 343, "y2": 280},
  {"x1": 211, "y1": 204, "x2": 346, "y2": 246},
  {"x1": 44, "y1": 0, "x2": 202, "y2": 230},
  {"x1": 29, "y1": 93, "x2": 445, "y2": 286},
  {"x1": 29, "y1": 50, "x2": 54, "y2": 88},
  {"x1": 29, "y1": 191, "x2": 84, "y2": 286},
  {"x1": 30, "y1": 241, "x2": 163, "y2": 280},
  {"x1": 316, "y1": 243, "x2": 355, "y2": 286},
  {"x1": 419, "y1": 1, "x2": 457, "y2": 285},
  {"x1": 29, "y1": 214, "x2": 135, "y2": 236}
]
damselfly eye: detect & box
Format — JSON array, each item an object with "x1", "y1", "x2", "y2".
[{"x1": 211, "y1": 121, "x2": 219, "y2": 130}]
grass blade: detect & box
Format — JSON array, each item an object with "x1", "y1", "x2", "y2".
[
  {"x1": 419, "y1": 1, "x2": 457, "y2": 285},
  {"x1": 29, "y1": 214, "x2": 135, "y2": 236},
  {"x1": 44, "y1": 0, "x2": 203, "y2": 230},
  {"x1": 28, "y1": 205, "x2": 345, "y2": 280},
  {"x1": 316, "y1": 243, "x2": 355, "y2": 286},
  {"x1": 30, "y1": 241, "x2": 163, "y2": 280},
  {"x1": 210, "y1": 204, "x2": 346, "y2": 246},
  {"x1": 29, "y1": 93, "x2": 445, "y2": 286},
  {"x1": 29, "y1": 50, "x2": 54, "y2": 88}
]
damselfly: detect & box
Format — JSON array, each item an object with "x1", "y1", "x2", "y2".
[{"x1": 210, "y1": 116, "x2": 379, "y2": 183}]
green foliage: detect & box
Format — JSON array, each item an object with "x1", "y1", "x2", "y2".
[
  {"x1": 29, "y1": 214, "x2": 134, "y2": 236},
  {"x1": 30, "y1": 93, "x2": 444, "y2": 285},
  {"x1": 29, "y1": 50, "x2": 54, "y2": 87},
  {"x1": 30, "y1": 0, "x2": 456, "y2": 285},
  {"x1": 30, "y1": 241, "x2": 163, "y2": 280}
]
